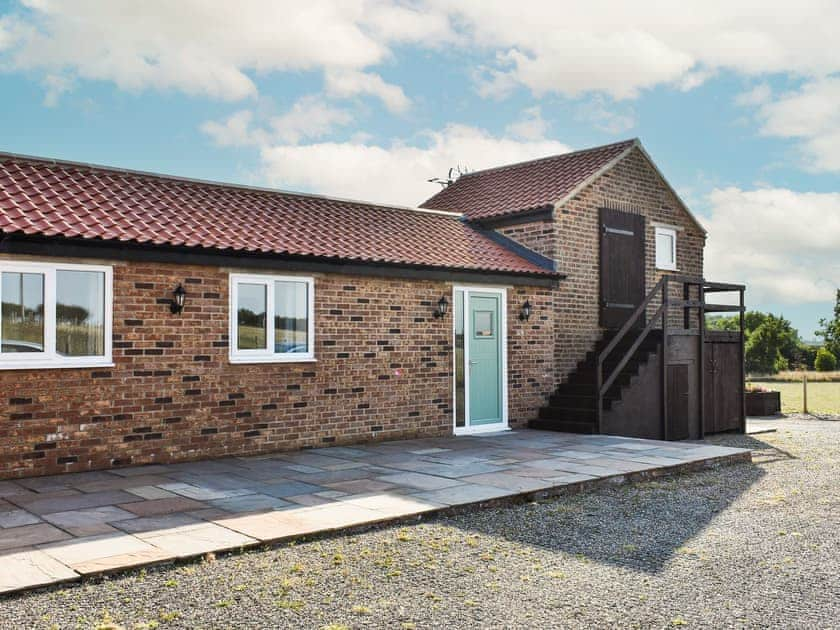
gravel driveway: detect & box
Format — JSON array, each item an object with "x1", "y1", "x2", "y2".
[{"x1": 2, "y1": 416, "x2": 837, "y2": 629}]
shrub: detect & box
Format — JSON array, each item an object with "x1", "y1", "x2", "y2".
[{"x1": 814, "y1": 347, "x2": 837, "y2": 372}]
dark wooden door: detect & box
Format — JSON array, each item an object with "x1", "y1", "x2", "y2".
[
  {"x1": 703, "y1": 338, "x2": 743, "y2": 433},
  {"x1": 667, "y1": 364, "x2": 690, "y2": 440},
  {"x1": 600, "y1": 207, "x2": 646, "y2": 329}
]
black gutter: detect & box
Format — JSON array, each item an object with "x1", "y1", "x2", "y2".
[{"x1": 0, "y1": 234, "x2": 561, "y2": 288}]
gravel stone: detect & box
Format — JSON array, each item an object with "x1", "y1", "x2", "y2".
[{"x1": 1, "y1": 417, "x2": 837, "y2": 629}]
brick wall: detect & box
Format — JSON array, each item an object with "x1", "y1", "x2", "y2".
[
  {"x1": 0, "y1": 256, "x2": 554, "y2": 479},
  {"x1": 498, "y1": 146, "x2": 706, "y2": 384}
]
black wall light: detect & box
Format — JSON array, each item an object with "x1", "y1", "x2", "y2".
[
  {"x1": 170, "y1": 283, "x2": 187, "y2": 314},
  {"x1": 519, "y1": 299, "x2": 532, "y2": 321},
  {"x1": 433, "y1": 295, "x2": 449, "y2": 318}
]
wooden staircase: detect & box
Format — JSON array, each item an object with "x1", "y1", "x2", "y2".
[{"x1": 530, "y1": 329, "x2": 663, "y2": 434}]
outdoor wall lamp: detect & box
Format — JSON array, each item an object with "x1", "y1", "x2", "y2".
[
  {"x1": 519, "y1": 299, "x2": 532, "y2": 321},
  {"x1": 170, "y1": 283, "x2": 187, "y2": 314},
  {"x1": 433, "y1": 295, "x2": 449, "y2": 318}
]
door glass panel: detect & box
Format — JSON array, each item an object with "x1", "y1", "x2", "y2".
[
  {"x1": 274, "y1": 280, "x2": 308, "y2": 353},
  {"x1": 1, "y1": 272, "x2": 44, "y2": 353},
  {"x1": 237, "y1": 283, "x2": 267, "y2": 350},
  {"x1": 473, "y1": 310, "x2": 494, "y2": 337},
  {"x1": 454, "y1": 290, "x2": 465, "y2": 428},
  {"x1": 56, "y1": 270, "x2": 105, "y2": 356}
]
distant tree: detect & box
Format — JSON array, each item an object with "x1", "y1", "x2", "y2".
[
  {"x1": 56, "y1": 304, "x2": 90, "y2": 325},
  {"x1": 814, "y1": 347, "x2": 837, "y2": 372},
  {"x1": 789, "y1": 343, "x2": 818, "y2": 371},
  {"x1": 705, "y1": 314, "x2": 740, "y2": 331},
  {"x1": 706, "y1": 310, "x2": 814, "y2": 372},
  {"x1": 744, "y1": 311, "x2": 769, "y2": 333},
  {"x1": 745, "y1": 313, "x2": 800, "y2": 374},
  {"x1": 816, "y1": 290, "x2": 840, "y2": 359},
  {"x1": 237, "y1": 308, "x2": 265, "y2": 328}
]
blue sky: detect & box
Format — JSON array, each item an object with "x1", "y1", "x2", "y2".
[{"x1": 1, "y1": 1, "x2": 838, "y2": 339}]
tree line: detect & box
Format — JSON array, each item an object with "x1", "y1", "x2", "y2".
[{"x1": 707, "y1": 289, "x2": 840, "y2": 373}]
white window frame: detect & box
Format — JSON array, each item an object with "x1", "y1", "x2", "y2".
[
  {"x1": 655, "y1": 225, "x2": 678, "y2": 271},
  {"x1": 0, "y1": 261, "x2": 113, "y2": 370},
  {"x1": 229, "y1": 273, "x2": 315, "y2": 364}
]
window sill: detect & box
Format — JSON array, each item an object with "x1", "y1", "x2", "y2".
[
  {"x1": 0, "y1": 360, "x2": 114, "y2": 371},
  {"x1": 656, "y1": 266, "x2": 679, "y2": 272},
  {"x1": 229, "y1": 356, "x2": 317, "y2": 365}
]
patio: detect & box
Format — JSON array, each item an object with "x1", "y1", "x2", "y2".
[{"x1": 0, "y1": 429, "x2": 749, "y2": 595}]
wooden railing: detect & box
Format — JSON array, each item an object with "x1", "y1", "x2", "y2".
[{"x1": 595, "y1": 274, "x2": 745, "y2": 437}]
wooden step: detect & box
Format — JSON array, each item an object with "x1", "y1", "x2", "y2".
[
  {"x1": 535, "y1": 328, "x2": 662, "y2": 435},
  {"x1": 548, "y1": 392, "x2": 619, "y2": 410}
]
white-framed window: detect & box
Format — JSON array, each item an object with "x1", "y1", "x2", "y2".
[
  {"x1": 229, "y1": 273, "x2": 315, "y2": 363},
  {"x1": 0, "y1": 261, "x2": 113, "y2": 370},
  {"x1": 655, "y1": 226, "x2": 677, "y2": 271}
]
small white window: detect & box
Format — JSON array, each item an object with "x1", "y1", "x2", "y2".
[
  {"x1": 229, "y1": 273, "x2": 315, "y2": 363},
  {"x1": 0, "y1": 261, "x2": 113, "y2": 369},
  {"x1": 655, "y1": 226, "x2": 677, "y2": 271}
]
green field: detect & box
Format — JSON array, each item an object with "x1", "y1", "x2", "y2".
[{"x1": 752, "y1": 380, "x2": 840, "y2": 414}]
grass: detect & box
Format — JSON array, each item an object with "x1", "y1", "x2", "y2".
[
  {"x1": 751, "y1": 380, "x2": 840, "y2": 414},
  {"x1": 2, "y1": 321, "x2": 104, "y2": 355}
]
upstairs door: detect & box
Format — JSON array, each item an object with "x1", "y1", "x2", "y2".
[{"x1": 600, "y1": 207, "x2": 646, "y2": 329}]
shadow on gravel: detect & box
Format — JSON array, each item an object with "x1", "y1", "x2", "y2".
[
  {"x1": 704, "y1": 432, "x2": 798, "y2": 465},
  {"x1": 447, "y1": 457, "x2": 766, "y2": 574}
]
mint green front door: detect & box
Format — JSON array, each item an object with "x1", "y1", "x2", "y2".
[{"x1": 467, "y1": 292, "x2": 502, "y2": 426}]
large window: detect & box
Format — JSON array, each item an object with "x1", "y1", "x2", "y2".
[
  {"x1": 229, "y1": 274, "x2": 314, "y2": 363},
  {"x1": 0, "y1": 262, "x2": 112, "y2": 369},
  {"x1": 655, "y1": 226, "x2": 677, "y2": 271}
]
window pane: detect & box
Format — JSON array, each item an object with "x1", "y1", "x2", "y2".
[
  {"x1": 454, "y1": 290, "x2": 465, "y2": 428},
  {"x1": 274, "y1": 281, "x2": 308, "y2": 353},
  {"x1": 56, "y1": 270, "x2": 106, "y2": 357},
  {"x1": 1, "y1": 272, "x2": 45, "y2": 353},
  {"x1": 237, "y1": 283, "x2": 267, "y2": 350},
  {"x1": 474, "y1": 310, "x2": 494, "y2": 337},
  {"x1": 656, "y1": 232, "x2": 674, "y2": 266}
]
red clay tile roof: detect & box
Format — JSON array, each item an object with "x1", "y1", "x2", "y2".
[
  {"x1": 421, "y1": 139, "x2": 637, "y2": 221},
  {"x1": 0, "y1": 154, "x2": 556, "y2": 277}
]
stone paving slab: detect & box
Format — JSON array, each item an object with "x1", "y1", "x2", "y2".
[
  {"x1": 0, "y1": 429, "x2": 750, "y2": 595},
  {"x1": 0, "y1": 548, "x2": 78, "y2": 592}
]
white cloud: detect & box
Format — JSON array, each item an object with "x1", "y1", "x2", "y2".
[
  {"x1": 258, "y1": 123, "x2": 571, "y2": 206},
  {"x1": 270, "y1": 96, "x2": 354, "y2": 143},
  {"x1": 324, "y1": 69, "x2": 410, "y2": 113},
  {"x1": 575, "y1": 96, "x2": 637, "y2": 134},
  {"x1": 202, "y1": 96, "x2": 353, "y2": 147},
  {"x1": 201, "y1": 110, "x2": 264, "y2": 147},
  {"x1": 440, "y1": 1, "x2": 840, "y2": 99},
  {"x1": 703, "y1": 187, "x2": 840, "y2": 304},
  {"x1": 505, "y1": 106, "x2": 548, "y2": 140},
  {"x1": 749, "y1": 77, "x2": 840, "y2": 172},
  {"x1": 41, "y1": 72, "x2": 73, "y2": 106},
  {"x1": 735, "y1": 83, "x2": 772, "y2": 107},
  {"x1": 0, "y1": 0, "x2": 413, "y2": 102},
  {"x1": 4, "y1": 1, "x2": 840, "y2": 108}
]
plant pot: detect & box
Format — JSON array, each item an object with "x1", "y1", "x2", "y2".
[{"x1": 745, "y1": 390, "x2": 781, "y2": 416}]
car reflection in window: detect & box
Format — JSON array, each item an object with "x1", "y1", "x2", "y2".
[
  {"x1": 275, "y1": 341, "x2": 308, "y2": 353},
  {"x1": 1, "y1": 340, "x2": 45, "y2": 353}
]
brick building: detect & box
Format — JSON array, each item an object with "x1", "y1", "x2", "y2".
[{"x1": 0, "y1": 139, "x2": 741, "y2": 479}]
